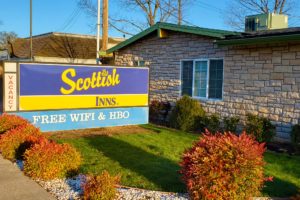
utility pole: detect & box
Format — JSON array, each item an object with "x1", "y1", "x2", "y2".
[
  {"x1": 178, "y1": 0, "x2": 182, "y2": 25},
  {"x1": 96, "y1": 0, "x2": 101, "y2": 64},
  {"x1": 30, "y1": 0, "x2": 33, "y2": 61},
  {"x1": 101, "y1": 0, "x2": 108, "y2": 51}
]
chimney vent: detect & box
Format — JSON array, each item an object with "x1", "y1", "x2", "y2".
[{"x1": 245, "y1": 13, "x2": 288, "y2": 32}]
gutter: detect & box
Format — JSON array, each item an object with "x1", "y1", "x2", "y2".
[{"x1": 217, "y1": 33, "x2": 300, "y2": 46}]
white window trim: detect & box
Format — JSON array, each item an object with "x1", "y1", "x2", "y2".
[
  {"x1": 180, "y1": 58, "x2": 224, "y2": 101},
  {"x1": 192, "y1": 59, "x2": 209, "y2": 99}
]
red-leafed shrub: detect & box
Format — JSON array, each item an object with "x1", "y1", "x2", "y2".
[
  {"x1": 83, "y1": 171, "x2": 120, "y2": 200},
  {"x1": 24, "y1": 140, "x2": 81, "y2": 180},
  {"x1": 149, "y1": 100, "x2": 171, "y2": 124},
  {"x1": 180, "y1": 131, "x2": 266, "y2": 200},
  {"x1": 0, "y1": 114, "x2": 29, "y2": 134},
  {"x1": 149, "y1": 100, "x2": 165, "y2": 119},
  {"x1": 0, "y1": 124, "x2": 42, "y2": 160}
]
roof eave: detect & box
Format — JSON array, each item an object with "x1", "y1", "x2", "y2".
[
  {"x1": 107, "y1": 24, "x2": 159, "y2": 54},
  {"x1": 107, "y1": 23, "x2": 237, "y2": 54},
  {"x1": 217, "y1": 33, "x2": 300, "y2": 46},
  {"x1": 157, "y1": 23, "x2": 226, "y2": 38}
]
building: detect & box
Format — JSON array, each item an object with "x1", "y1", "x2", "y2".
[
  {"x1": 8, "y1": 32, "x2": 125, "y2": 64},
  {"x1": 107, "y1": 21, "x2": 300, "y2": 141}
]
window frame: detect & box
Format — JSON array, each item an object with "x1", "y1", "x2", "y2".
[
  {"x1": 133, "y1": 60, "x2": 146, "y2": 67},
  {"x1": 180, "y1": 58, "x2": 224, "y2": 101}
]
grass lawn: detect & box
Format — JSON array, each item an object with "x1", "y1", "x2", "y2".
[{"x1": 50, "y1": 124, "x2": 300, "y2": 197}]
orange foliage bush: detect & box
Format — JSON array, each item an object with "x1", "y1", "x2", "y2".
[
  {"x1": 0, "y1": 114, "x2": 29, "y2": 134},
  {"x1": 180, "y1": 131, "x2": 266, "y2": 200},
  {"x1": 83, "y1": 171, "x2": 120, "y2": 200},
  {"x1": 24, "y1": 140, "x2": 81, "y2": 180},
  {"x1": 0, "y1": 124, "x2": 42, "y2": 160}
]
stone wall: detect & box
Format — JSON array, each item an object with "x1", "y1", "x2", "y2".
[{"x1": 114, "y1": 31, "x2": 300, "y2": 141}]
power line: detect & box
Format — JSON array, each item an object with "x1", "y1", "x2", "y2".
[
  {"x1": 195, "y1": 0, "x2": 225, "y2": 15},
  {"x1": 56, "y1": 7, "x2": 82, "y2": 32}
]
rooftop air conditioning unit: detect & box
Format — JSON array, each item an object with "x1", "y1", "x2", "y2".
[{"x1": 245, "y1": 13, "x2": 288, "y2": 32}]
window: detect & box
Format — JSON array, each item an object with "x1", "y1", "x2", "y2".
[
  {"x1": 133, "y1": 60, "x2": 145, "y2": 67},
  {"x1": 181, "y1": 59, "x2": 223, "y2": 100},
  {"x1": 181, "y1": 61, "x2": 193, "y2": 96}
]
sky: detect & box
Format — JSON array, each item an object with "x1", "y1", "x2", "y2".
[{"x1": 0, "y1": 0, "x2": 299, "y2": 39}]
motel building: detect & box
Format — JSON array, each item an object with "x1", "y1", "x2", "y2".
[{"x1": 0, "y1": 14, "x2": 300, "y2": 141}]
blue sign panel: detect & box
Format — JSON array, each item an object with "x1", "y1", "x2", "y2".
[
  {"x1": 13, "y1": 107, "x2": 149, "y2": 132},
  {"x1": 20, "y1": 64, "x2": 149, "y2": 95}
]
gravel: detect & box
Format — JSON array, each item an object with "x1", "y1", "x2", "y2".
[
  {"x1": 35, "y1": 175, "x2": 86, "y2": 200},
  {"x1": 35, "y1": 175, "x2": 189, "y2": 200},
  {"x1": 15, "y1": 159, "x2": 24, "y2": 170},
  {"x1": 117, "y1": 187, "x2": 189, "y2": 200},
  {"x1": 14, "y1": 160, "x2": 189, "y2": 200},
  {"x1": 12, "y1": 160, "x2": 278, "y2": 200}
]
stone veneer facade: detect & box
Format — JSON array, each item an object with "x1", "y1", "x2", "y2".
[{"x1": 114, "y1": 31, "x2": 300, "y2": 141}]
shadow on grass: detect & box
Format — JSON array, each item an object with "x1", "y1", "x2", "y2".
[
  {"x1": 263, "y1": 177, "x2": 299, "y2": 197},
  {"x1": 84, "y1": 136, "x2": 186, "y2": 192},
  {"x1": 264, "y1": 152, "x2": 300, "y2": 197}
]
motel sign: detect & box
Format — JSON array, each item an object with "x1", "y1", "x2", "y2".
[{"x1": 2, "y1": 62, "x2": 149, "y2": 131}]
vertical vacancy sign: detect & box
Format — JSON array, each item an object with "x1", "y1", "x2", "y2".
[
  {"x1": 4, "y1": 62, "x2": 17, "y2": 111},
  {"x1": 3, "y1": 62, "x2": 149, "y2": 131}
]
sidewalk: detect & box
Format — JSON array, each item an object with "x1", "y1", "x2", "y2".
[{"x1": 0, "y1": 156, "x2": 55, "y2": 200}]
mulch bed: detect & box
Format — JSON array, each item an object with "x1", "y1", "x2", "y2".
[{"x1": 43, "y1": 125, "x2": 156, "y2": 139}]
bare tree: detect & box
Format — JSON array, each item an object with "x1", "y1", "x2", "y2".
[
  {"x1": 47, "y1": 35, "x2": 91, "y2": 62},
  {"x1": 78, "y1": 0, "x2": 192, "y2": 36},
  {"x1": 225, "y1": 0, "x2": 296, "y2": 30},
  {"x1": 0, "y1": 31, "x2": 17, "y2": 50}
]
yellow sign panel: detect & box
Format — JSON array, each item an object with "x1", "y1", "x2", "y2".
[{"x1": 19, "y1": 94, "x2": 148, "y2": 111}]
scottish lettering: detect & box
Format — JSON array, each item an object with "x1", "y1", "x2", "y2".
[{"x1": 60, "y1": 69, "x2": 121, "y2": 95}]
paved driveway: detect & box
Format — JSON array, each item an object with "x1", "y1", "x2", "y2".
[{"x1": 0, "y1": 156, "x2": 55, "y2": 200}]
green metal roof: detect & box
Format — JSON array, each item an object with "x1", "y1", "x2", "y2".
[
  {"x1": 107, "y1": 22, "x2": 239, "y2": 53},
  {"x1": 217, "y1": 33, "x2": 300, "y2": 46}
]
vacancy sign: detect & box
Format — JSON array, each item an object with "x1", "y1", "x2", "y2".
[{"x1": 4, "y1": 62, "x2": 17, "y2": 111}]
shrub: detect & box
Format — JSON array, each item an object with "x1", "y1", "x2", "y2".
[
  {"x1": 169, "y1": 96, "x2": 205, "y2": 132},
  {"x1": 180, "y1": 131, "x2": 266, "y2": 200},
  {"x1": 149, "y1": 100, "x2": 171, "y2": 124},
  {"x1": 205, "y1": 114, "x2": 221, "y2": 133},
  {"x1": 291, "y1": 189, "x2": 300, "y2": 200},
  {"x1": 245, "y1": 113, "x2": 276, "y2": 143},
  {"x1": 0, "y1": 114, "x2": 29, "y2": 134},
  {"x1": 223, "y1": 116, "x2": 240, "y2": 132},
  {"x1": 291, "y1": 125, "x2": 300, "y2": 154},
  {"x1": 195, "y1": 114, "x2": 221, "y2": 133},
  {"x1": 83, "y1": 171, "x2": 120, "y2": 200},
  {"x1": 0, "y1": 124, "x2": 42, "y2": 160},
  {"x1": 24, "y1": 140, "x2": 81, "y2": 180}
]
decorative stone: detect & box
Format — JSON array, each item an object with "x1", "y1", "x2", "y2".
[{"x1": 258, "y1": 107, "x2": 269, "y2": 114}]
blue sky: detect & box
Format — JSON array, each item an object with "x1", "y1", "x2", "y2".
[{"x1": 0, "y1": 0, "x2": 299, "y2": 38}]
